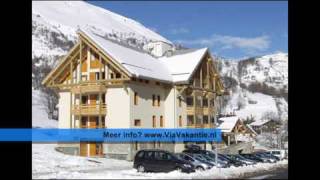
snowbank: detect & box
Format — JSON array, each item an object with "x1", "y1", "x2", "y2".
[{"x1": 32, "y1": 143, "x2": 287, "y2": 179}]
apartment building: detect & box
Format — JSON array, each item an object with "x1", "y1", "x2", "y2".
[{"x1": 42, "y1": 28, "x2": 225, "y2": 160}]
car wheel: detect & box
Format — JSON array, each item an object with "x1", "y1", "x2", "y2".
[
  {"x1": 196, "y1": 166, "x2": 205, "y2": 171},
  {"x1": 175, "y1": 167, "x2": 182, "y2": 172},
  {"x1": 137, "y1": 165, "x2": 145, "y2": 173}
]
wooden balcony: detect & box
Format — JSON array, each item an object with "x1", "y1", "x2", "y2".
[
  {"x1": 72, "y1": 104, "x2": 107, "y2": 115},
  {"x1": 186, "y1": 107, "x2": 215, "y2": 115},
  {"x1": 186, "y1": 124, "x2": 215, "y2": 128},
  {"x1": 71, "y1": 82, "x2": 106, "y2": 94}
]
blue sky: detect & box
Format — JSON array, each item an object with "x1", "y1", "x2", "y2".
[{"x1": 88, "y1": 1, "x2": 288, "y2": 59}]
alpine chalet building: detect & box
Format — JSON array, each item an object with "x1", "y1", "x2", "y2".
[{"x1": 42, "y1": 27, "x2": 225, "y2": 160}]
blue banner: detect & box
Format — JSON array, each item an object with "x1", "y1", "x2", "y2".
[{"x1": 0, "y1": 128, "x2": 222, "y2": 142}]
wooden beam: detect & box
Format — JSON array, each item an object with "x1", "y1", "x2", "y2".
[
  {"x1": 80, "y1": 39, "x2": 82, "y2": 83},
  {"x1": 79, "y1": 33, "x2": 131, "y2": 78}
]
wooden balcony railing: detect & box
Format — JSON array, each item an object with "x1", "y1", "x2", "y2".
[
  {"x1": 186, "y1": 107, "x2": 215, "y2": 115},
  {"x1": 71, "y1": 82, "x2": 106, "y2": 94},
  {"x1": 72, "y1": 104, "x2": 107, "y2": 115},
  {"x1": 186, "y1": 124, "x2": 214, "y2": 128}
]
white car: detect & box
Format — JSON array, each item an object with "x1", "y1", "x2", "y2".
[{"x1": 269, "y1": 150, "x2": 286, "y2": 160}]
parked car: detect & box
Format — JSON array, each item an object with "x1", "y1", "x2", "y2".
[
  {"x1": 183, "y1": 149, "x2": 229, "y2": 168},
  {"x1": 253, "y1": 152, "x2": 276, "y2": 163},
  {"x1": 176, "y1": 153, "x2": 212, "y2": 171},
  {"x1": 218, "y1": 154, "x2": 245, "y2": 167},
  {"x1": 133, "y1": 149, "x2": 195, "y2": 173},
  {"x1": 240, "y1": 154, "x2": 264, "y2": 163},
  {"x1": 269, "y1": 150, "x2": 286, "y2": 160},
  {"x1": 254, "y1": 152, "x2": 279, "y2": 162},
  {"x1": 226, "y1": 154, "x2": 256, "y2": 165},
  {"x1": 185, "y1": 153, "x2": 216, "y2": 167}
]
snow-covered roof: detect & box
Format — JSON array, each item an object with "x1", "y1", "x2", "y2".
[
  {"x1": 81, "y1": 28, "x2": 173, "y2": 82},
  {"x1": 216, "y1": 116, "x2": 240, "y2": 133},
  {"x1": 250, "y1": 120, "x2": 271, "y2": 127},
  {"x1": 159, "y1": 48, "x2": 208, "y2": 83},
  {"x1": 80, "y1": 28, "x2": 209, "y2": 83}
]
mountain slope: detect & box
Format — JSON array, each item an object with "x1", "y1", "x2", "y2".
[{"x1": 216, "y1": 52, "x2": 288, "y2": 122}]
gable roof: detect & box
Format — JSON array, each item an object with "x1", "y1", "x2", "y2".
[
  {"x1": 159, "y1": 48, "x2": 208, "y2": 83},
  {"x1": 217, "y1": 116, "x2": 239, "y2": 133},
  {"x1": 250, "y1": 120, "x2": 271, "y2": 126},
  {"x1": 43, "y1": 27, "x2": 218, "y2": 85},
  {"x1": 81, "y1": 28, "x2": 211, "y2": 84},
  {"x1": 81, "y1": 28, "x2": 173, "y2": 83}
]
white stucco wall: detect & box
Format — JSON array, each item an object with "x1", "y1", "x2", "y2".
[
  {"x1": 58, "y1": 92, "x2": 71, "y2": 128},
  {"x1": 128, "y1": 83, "x2": 168, "y2": 128},
  {"x1": 105, "y1": 86, "x2": 130, "y2": 128}
]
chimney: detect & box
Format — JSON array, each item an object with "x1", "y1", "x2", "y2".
[{"x1": 144, "y1": 41, "x2": 173, "y2": 57}]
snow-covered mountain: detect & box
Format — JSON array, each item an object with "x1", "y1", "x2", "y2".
[
  {"x1": 32, "y1": 1, "x2": 172, "y2": 88},
  {"x1": 32, "y1": 1, "x2": 288, "y2": 125},
  {"x1": 215, "y1": 53, "x2": 288, "y2": 122}
]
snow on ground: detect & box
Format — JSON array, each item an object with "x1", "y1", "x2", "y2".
[
  {"x1": 32, "y1": 90, "x2": 58, "y2": 128},
  {"x1": 32, "y1": 143, "x2": 287, "y2": 179},
  {"x1": 224, "y1": 88, "x2": 283, "y2": 121}
]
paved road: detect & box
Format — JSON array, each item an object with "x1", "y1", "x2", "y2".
[{"x1": 248, "y1": 167, "x2": 288, "y2": 179}]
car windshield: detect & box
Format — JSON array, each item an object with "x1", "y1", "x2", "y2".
[{"x1": 194, "y1": 154, "x2": 206, "y2": 161}]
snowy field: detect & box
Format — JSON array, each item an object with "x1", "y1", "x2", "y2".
[{"x1": 32, "y1": 143, "x2": 287, "y2": 179}]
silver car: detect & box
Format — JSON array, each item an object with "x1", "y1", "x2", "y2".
[{"x1": 176, "y1": 153, "x2": 212, "y2": 171}]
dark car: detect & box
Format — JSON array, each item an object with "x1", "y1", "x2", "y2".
[
  {"x1": 183, "y1": 149, "x2": 230, "y2": 168},
  {"x1": 176, "y1": 153, "x2": 213, "y2": 171},
  {"x1": 133, "y1": 149, "x2": 195, "y2": 173},
  {"x1": 240, "y1": 153, "x2": 264, "y2": 163},
  {"x1": 255, "y1": 152, "x2": 280, "y2": 162},
  {"x1": 218, "y1": 154, "x2": 245, "y2": 167},
  {"x1": 226, "y1": 154, "x2": 257, "y2": 165}
]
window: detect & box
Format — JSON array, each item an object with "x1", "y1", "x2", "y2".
[
  {"x1": 101, "y1": 116, "x2": 105, "y2": 128},
  {"x1": 134, "y1": 141, "x2": 138, "y2": 151},
  {"x1": 95, "y1": 72, "x2": 100, "y2": 80},
  {"x1": 186, "y1": 97, "x2": 193, "y2": 106},
  {"x1": 134, "y1": 92, "x2": 138, "y2": 105},
  {"x1": 115, "y1": 73, "x2": 121, "y2": 79},
  {"x1": 211, "y1": 116, "x2": 215, "y2": 124},
  {"x1": 187, "y1": 115, "x2": 194, "y2": 126},
  {"x1": 160, "y1": 116, "x2": 164, "y2": 127},
  {"x1": 139, "y1": 79, "x2": 143, "y2": 82},
  {"x1": 137, "y1": 151, "x2": 144, "y2": 158},
  {"x1": 145, "y1": 151, "x2": 154, "y2": 159},
  {"x1": 110, "y1": 73, "x2": 114, "y2": 79},
  {"x1": 202, "y1": 98, "x2": 208, "y2": 107},
  {"x1": 152, "y1": 116, "x2": 156, "y2": 128},
  {"x1": 134, "y1": 119, "x2": 141, "y2": 126},
  {"x1": 155, "y1": 82, "x2": 160, "y2": 85},
  {"x1": 157, "y1": 95, "x2": 161, "y2": 106},
  {"x1": 81, "y1": 95, "x2": 88, "y2": 105},
  {"x1": 179, "y1": 97, "x2": 182, "y2": 107},
  {"x1": 210, "y1": 99, "x2": 215, "y2": 107},
  {"x1": 132, "y1": 77, "x2": 136, "y2": 81},
  {"x1": 102, "y1": 94, "x2": 106, "y2": 104},
  {"x1": 81, "y1": 118, "x2": 87, "y2": 128},
  {"x1": 101, "y1": 72, "x2": 105, "y2": 80},
  {"x1": 152, "y1": 95, "x2": 156, "y2": 106},
  {"x1": 179, "y1": 116, "x2": 182, "y2": 127},
  {"x1": 145, "y1": 80, "x2": 149, "y2": 84},
  {"x1": 203, "y1": 115, "x2": 209, "y2": 124}
]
